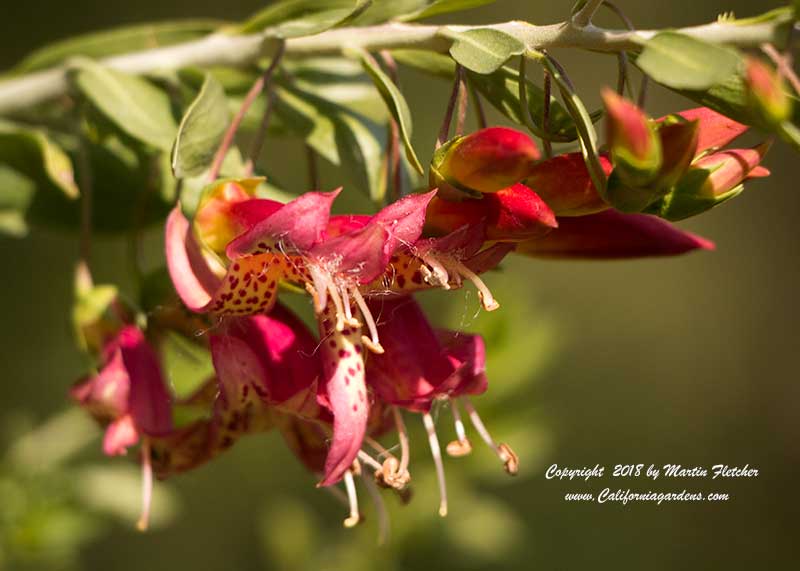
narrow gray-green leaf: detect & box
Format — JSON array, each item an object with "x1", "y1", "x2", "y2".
[
  {"x1": 356, "y1": 48, "x2": 423, "y2": 174},
  {"x1": 171, "y1": 73, "x2": 229, "y2": 178},
  {"x1": 0, "y1": 165, "x2": 35, "y2": 237},
  {"x1": 239, "y1": 0, "x2": 371, "y2": 38},
  {"x1": 448, "y1": 28, "x2": 525, "y2": 75},
  {"x1": 14, "y1": 21, "x2": 222, "y2": 73},
  {"x1": 400, "y1": 0, "x2": 496, "y2": 21},
  {"x1": 0, "y1": 121, "x2": 79, "y2": 198},
  {"x1": 636, "y1": 32, "x2": 741, "y2": 90},
  {"x1": 70, "y1": 59, "x2": 178, "y2": 151}
]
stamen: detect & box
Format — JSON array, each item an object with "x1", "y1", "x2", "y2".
[
  {"x1": 420, "y1": 255, "x2": 451, "y2": 290},
  {"x1": 364, "y1": 435, "x2": 394, "y2": 460},
  {"x1": 422, "y1": 412, "x2": 448, "y2": 517},
  {"x1": 343, "y1": 469, "x2": 361, "y2": 528},
  {"x1": 136, "y1": 437, "x2": 153, "y2": 532},
  {"x1": 393, "y1": 407, "x2": 410, "y2": 475},
  {"x1": 326, "y1": 281, "x2": 346, "y2": 331},
  {"x1": 446, "y1": 400, "x2": 473, "y2": 457},
  {"x1": 357, "y1": 449, "x2": 385, "y2": 473},
  {"x1": 462, "y1": 397, "x2": 518, "y2": 475},
  {"x1": 308, "y1": 265, "x2": 329, "y2": 313},
  {"x1": 451, "y1": 261, "x2": 499, "y2": 311},
  {"x1": 351, "y1": 287, "x2": 384, "y2": 354},
  {"x1": 340, "y1": 286, "x2": 360, "y2": 327},
  {"x1": 360, "y1": 471, "x2": 390, "y2": 545}
]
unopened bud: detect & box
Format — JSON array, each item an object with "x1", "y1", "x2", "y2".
[
  {"x1": 601, "y1": 88, "x2": 662, "y2": 186},
  {"x1": 193, "y1": 178, "x2": 267, "y2": 254},
  {"x1": 648, "y1": 142, "x2": 771, "y2": 221},
  {"x1": 745, "y1": 57, "x2": 792, "y2": 125},
  {"x1": 523, "y1": 152, "x2": 612, "y2": 216},
  {"x1": 430, "y1": 127, "x2": 541, "y2": 197}
]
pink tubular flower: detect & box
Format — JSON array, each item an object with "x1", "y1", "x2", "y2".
[
  {"x1": 362, "y1": 296, "x2": 516, "y2": 517},
  {"x1": 70, "y1": 325, "x2": 173, "y2": 530},
  {"x1": 516, "y1": 209, "x2": 715, "y2": 259}
]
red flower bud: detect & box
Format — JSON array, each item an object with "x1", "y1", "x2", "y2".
[
  {"x1": 744, "y1": 57, "x2": 792, "y2": 125},
  {"x1": 523, "y1": 152, "x2": 612, "y2": 216},
  {"x1": 601, "y1": 88, "x2": 662, "y2": 185},
  {"x1": 425, "y1": 183, "x2": 557, "y2": 241},
  {"x1": 431, "y1": 127, "x2": 541, "y2": 196}
]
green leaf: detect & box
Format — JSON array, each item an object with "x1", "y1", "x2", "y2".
[
  {"x1": 14, "y1": 21, "x2": 223, "y2": 73},
  {"x1": 69, "y1": 59, "x2": 178, "y2": 151},
  {"x1": 171, "y1": 73, "x2": 230, "y2": 178},
  {"x1": 0, "y1": 121, "x2": 79, "y2": 198},
  {"x1": 400, "y1": 0, "x2": 496, "y2": 21},
  {"x1": 239, "y1": 0, "x2": 372, "y2": 37},
  {"x1": 448, "y1": 28, "x2": 525, "y2": 75},
  {"x1": 274, "y1": 84, "x2": 386, "y2": 201},
  {"x1": 636, "y1": 32, "x2": 742, "y2": 90},
  {"x1": 355, "y1": 48, "x2": 424, "y2": 174}
]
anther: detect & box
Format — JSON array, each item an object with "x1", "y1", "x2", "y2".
[
  {"x1": 446, "y1": 400, "x2": 473, "y2": 457},
  {"x1": 422, "y1": 412, "x2": 448, "y2": 517}
]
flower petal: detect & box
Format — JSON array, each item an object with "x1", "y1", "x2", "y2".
[
  {"x1": 435, "y1": 330, "x2": 488, "y2": 397},
  {"x1": 366, "y1": 297, "x2": 456, "y2": 411},
  {"x1": 117, "y1": 326, "x2": 173, "y2": 437},
  {"x1": 103, "y1": 414, "x2": 139, "y2": 456},
  {"x1": 70, "y1": 349, "x2": 130, "y2": 421},
  {"x1": 517, "y1": 210, "x2": 715, "y2": 259},
  {"x1": 669, "y1": 107, "x2": 748, "y2": 154},
  {"x1": 226, "y1": 189, "x2": 341, "y2": 258},
  {"x1": 524, "y1": 153, "x2": 613, "y2": 216},
  {"x1": 317, "y1": 305, "x2": 368, "y2": 486},
  {"x1": 165, "y1": 207, "x2": 222, "y2": 312}
]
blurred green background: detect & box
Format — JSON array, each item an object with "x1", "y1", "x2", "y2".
[{"x1": 1, "y1": 0, "x2": 798, "y2": 569}]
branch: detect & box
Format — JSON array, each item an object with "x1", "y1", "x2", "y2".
[{"x1": 0, "y1": 15, "x2": 791, "y2": 115}]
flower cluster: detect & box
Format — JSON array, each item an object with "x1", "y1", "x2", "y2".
[{"x1": 70, "y1": 98, "x2": 768, "y2": 529}]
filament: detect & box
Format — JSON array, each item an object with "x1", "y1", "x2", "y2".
[
  {"x1": 343, "y1": 469, "x2": 361, "y2": 528},
  {"x1": 136, "y1": 437, "x2": 153, "y2": 532},
  {"x1": 451, "y1": 261, "x2": 499, "y2": 311},
  {"x1": 422, "y1": 412, "x2": 448, "y2": 517},
  {"x1": 393, "y1": 407, "x2": 410, "y2": 475},
  {"x1": 361, "y1": 471, "x2": 390, "y2": 546},
  {"x1": 446, "y1": 400, "x2": 472, "y2": 457},
  {"x1": 462, "y1": 397, "x2": 518, "y2": 475},
  {"x1": 351, "y1": 287, "x2": 384, "y2": 354}
]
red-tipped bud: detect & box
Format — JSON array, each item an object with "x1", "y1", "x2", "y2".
[
  {"x1": 193, "y1": 178, "x2": 274, "y2": 254},
  {"x1": 744, "y1": 57, "x2": 792, "y2": 125},
  {"x1": 430, "y1": 127, "x2": 541, "y2": 197},
  {"x1": 663, "y1": 107, "x2": 748, "y2": 155},
  {"x1": 516, "y1": 210, "x2": 714, "y2": 259},
  {"x1": 425, "y1": 183, "x2": 557, "y2": 242},
  {"x1": 602, "y1": 88, "x2": 662, "y2": 185},
  {"x1": 656, "y1": 119, "x2": 700, "y2": 188},
  {"x1": 523, "y1": 152, "x2": 612, "y2": 216},
  {"x1": 648, "y1": 142, "x2": 771, "y2": 221}
]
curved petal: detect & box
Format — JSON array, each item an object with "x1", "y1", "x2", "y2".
[
  {"x1": 436, "y1": 330, "x2": 488, "y2": 397},
  {"x1": 670, "y1": 107, "x2": 748, "y2": 154},
  {"x1": 165, "y1": 207, "x2": 222, "y2": 312},
  {"x1": 117, "y1": 326, "x2": 173, "y2": 437},
  {"x1": 366, "y1": 297, "x2": 456, "y2": 411},
  {"x1": 317, "y1": 305, "x2": 368, "y2": 486},
  {"x1": 103, "y1": 414, "x2": 139, "y2": 456},
  {"x1": 517, "y1": 210, "x2": 715, "y2": 259},
  {"x1": 226, "y1": 189, "x2": 341, "y2": 258}
]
